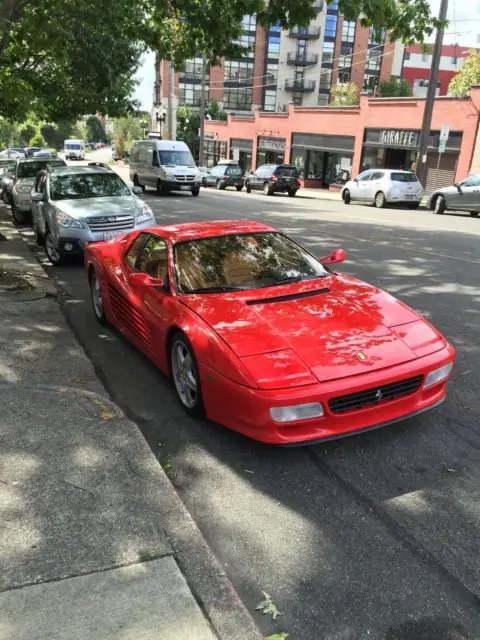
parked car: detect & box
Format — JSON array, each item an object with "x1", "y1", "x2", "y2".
[
  {"x1": 129, "y1": 139, "x2": 202, "y2": 196},
  {"x1": 245, "y1": 164, "x2": 301, "y2": 196},
  {"x1": 428, "y1": 174, "x2": 480, "y2": 217},
  {"x1": 342, "y1": 169, "x2": 423, "y2": 208},
  {"x1": 84, "y1": 219, "x2": 454, "y2": 445},
  {"x1": 203, "y1": 163, "x2": 244, "y2": 190},
  {"x1": 0, "y1": 159, "x2": 16, "y2": 204},
  {"x1": 0, "y1": 147, "x2": 26, "y2": 158},
  {"x1": 25, "y1": 147, "x2": 42, "y2": 158},
  {"x1": 33, "y1": 149, "x2": 57, "y2": 158},
  {"x1": 9, "y1": 157, "x2": 67, "y2": 224},
  {"x1": 30, "y1": 164, "x2": 154, "y2": 265},
  {"x1": 64, "y1": 139, "x2": 85, "y2": 160}
]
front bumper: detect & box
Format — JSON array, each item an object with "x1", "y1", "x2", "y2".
[
  {"x1": 200, "y1": 344, "x2": 454, "y2": 444},
  {"x1": 13, "y1": 195, "x2": 32, "y2": 212},
  {"x1": 163, "y1": 180, "x2": 201, "y2": 192},
  {"x1": 54, "y1": 218, "x2": 153, "y2": 253}
]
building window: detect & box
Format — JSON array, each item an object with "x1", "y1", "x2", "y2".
[
  {"x1": 235, "y1": 33, "x2": 255, "y2": 50},
  {"x1": 451, "y1": 56, "x2": 457, "y2": 64},
  {"x1": 404, "y1": 51, "x2": 411, "y2": 60},
  {"x1": 338, "y1": 71, "x2": 351, "y2": 83},
  {"x1": 422, "y1": 52, "x2": 428, "y2": 62},
  {"x1": 224, "y1": 60, "x2": 254, "y2": 83},
  {"x1": 263, "y1": 89, "x2": 277, "y2": 111},
  {"x1": 368, "y1": 27, "x2": 385, "y2": 44},
  {"x1": 265, "y1": 63, "x2": 278, "y2": 85},
  {"x1": 224, "y1": 87, "x2": 252, "y2": 110},
  {"x1": 317, "y1": 94, "x2": 329, "y2": 106},
  {"x1": 267, "y1": 33, "x2": 280, "y2": 58},
  {"x1": 319, "y1": 69, "x2": 332, "y2": 89},
  {"x1": 322, "y1": 41, "x2": 335, "y2": 65},
  {"x1": 341, "y1": 20, "x2": 356, "y2": 43},
  {"x1": 180, "y1": 58, "x2": 204, "y2": 81},
  {"x1": 241, "y1": 15, "x2": 256, "y2": 31},
  {"x1": 179, "y1": 83, "x2": 209, "y2": 106},
  {"x1": 325, "y1": 15, "x2": 337, "y2": 38}
]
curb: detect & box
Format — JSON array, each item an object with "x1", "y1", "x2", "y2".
[{"x1": 9, "y1": 214, "x2": 264, "y2": 640}]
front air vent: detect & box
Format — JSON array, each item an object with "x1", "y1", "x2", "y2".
[{"x1": 246, "y1": 287, "x2": 330, "y2": 306}]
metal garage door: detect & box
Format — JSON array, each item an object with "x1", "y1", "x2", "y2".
[{"x1": 424, "y1": 153, "x2": 458, "y2": 197}]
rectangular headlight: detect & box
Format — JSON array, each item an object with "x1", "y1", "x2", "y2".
[
  {"x1": 424, "y1": 362, "x2": 453, "y2": 389},
  {"x1": 270, "y1": 402, "x2": 324, "y2": 423}
]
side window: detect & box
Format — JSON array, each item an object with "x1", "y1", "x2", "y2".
[
  {"x1": 152, "y1": 150, "x2": 159, "y2": 167},
  {"x1": 464, "y1": 175, "x2": 480, "y2": 187},
  {"x1": 125, "y1": 233, "x2": 148, "y2": 269},
  {"x1": 136, "y1": 235, "x2": 168, "y2": 280},
  {"x1": 34, "y1": 172, "x2": 44, "y2": 192}
]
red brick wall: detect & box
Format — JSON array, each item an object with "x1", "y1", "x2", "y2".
[
  {"x1": 350, "y1": 21, "x2": 369, "y2": 88},
  {"x1": 252, "y1": 25, "x2": 267, "y2": 106},
  {"x1": 161, "y1": 61, "x2": 169, "y2": 99},
  {"x1": 332, "y1": 15, "x2": 344, "y2": 86},
  {"x1": 379, "y1": 34, "x2": 395, "y2": 84},
  {"x1": 209, "y1": 60, "x2": 225, "y2": 101}
]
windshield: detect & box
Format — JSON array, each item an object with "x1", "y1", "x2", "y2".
[
  {"x1": 174, "y1": 232, "x2": 329, "y2": 294},
  {"x1": 159, "y1": 150, "x2": 195, "y2": 167},
  {"x1": 227, "y1": 166, "x2": 242, "y2": 176},
  {"x1": 50, "y1": 172, "x2": 132, "y2": 200},
  {"x1": 65, "y1": 143, "x2": 82, "y2": 150},
  {"x1": 17, "y1": 160, "x2": 65, "y2": 178},
  {"x1": 391, "y1": 172, "x2": 418, "y2": 182}
]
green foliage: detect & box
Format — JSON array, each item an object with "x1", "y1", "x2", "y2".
[
  {"x1": 18, "y1": 122, "x2": 37, "y2": 147},
  {"x1": 379, "y1": 78, "x2": 412, "y2": 97},
  {"x1": 28, "y1": 132, "x2": 45, "y2": 147},
  {"x1": 112, "y1": 115, "x2": 144, "y2": 158},
  {"x1": 0, "y1": 119, "x2": 19, "y2": 147},
  {"x1": 206, "y1": 99, "x2": 227, "y2": 122},
  {"x1": 86, "y1": 116, "x2": 107, "y2": 143},
  {"x1": 330, "y1": 82, "x2": 360, "y2": 106},
  {"x1": 177, "y1": 104, "x2": 200, "y2": 142},
  {"x1": 448, "y1": 50, "x2": 480, "y2": 97},
  {"x1": 41, "y1": 121, "x2": 76, "y2": 149},
  {"x1": 0, "y1": 0, "x2": 444, "y2": 121}
]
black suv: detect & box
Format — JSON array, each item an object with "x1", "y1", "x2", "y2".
[{"x1": 245, "y1": 164, "x2": 301, "y2": 197}]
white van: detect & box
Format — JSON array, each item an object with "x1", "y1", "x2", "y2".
[
  {"x1": 129, "y1": 140, "x2": 202, "y2": 196},
  {"x1": 64, "y1": 139, "x2": 85, "y2": 160}
]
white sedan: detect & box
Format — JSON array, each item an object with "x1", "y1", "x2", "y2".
[{"x1": 342, "y1": 169, "x2": 423, "y2": 209}]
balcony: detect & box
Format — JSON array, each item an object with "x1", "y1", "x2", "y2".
[
  {"x1": 285, "y1": 78, "x2": 316, "y2": 92},
  {"x1": 287, "y1": 52, "x2": 319, "y2": 66},
  {"x1": 289, "y1": 26, "x2": 321, "y2": 39}
]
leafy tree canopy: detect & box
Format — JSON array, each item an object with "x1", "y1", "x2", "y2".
[
  {"x1": 379, "y1": 78, "x2": 412, "y2": 97},
  {"x1": 448, "y1": 49, "x2": 480, "y2": 97},
  {"x1": 1, "y1": 0, "x2": 444, "y2": 121},
  {"x1": 330, "y1": 81, "x2": 359, "y2": 106},
  {"x1": 86, "y1": 116, "x2": 107, "y2": 143}
]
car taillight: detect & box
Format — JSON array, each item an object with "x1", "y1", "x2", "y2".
[
  {"x1": 272, "y1": 176, "x2": 278, "y2": 182},
  {"x1": 296, "y1": 177, "x2": 301, "y2": 185},
  {"x1": 223, "y1": 175, "x2": 228, "y2": 180}
]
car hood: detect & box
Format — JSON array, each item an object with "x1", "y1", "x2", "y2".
[
  {"x1": 55, "y1": 195, "x2": 142, "y2": 219},
  {"x1": 15, "y1": 178, "x2": 36, "y2": 188},
  {"x1": 181, "y1": 275, "x2": 443, "y2": 386},
  {"x1": 166, "y1": 165, "x2": 199, "y2": 175}
]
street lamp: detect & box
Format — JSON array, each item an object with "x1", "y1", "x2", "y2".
[{"x1": 155, "y1": 106, "x2": 167, "y2": 137}]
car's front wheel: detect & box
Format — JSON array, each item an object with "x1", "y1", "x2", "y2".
[
  {"x1": 288, "y1": 189, "x2": 297, "y2": 197},
  {"x1": 45, "y1": 230, "x2": 66, "y2": 266},
  {"x1": 236, "y1": 185, "x2": 243, "y2": 192},
  {"x1": 32, "y1": 217, "x2": 45, "y2": 246},
  {"x1": 11, "y1": 202, "x2": 28, "y2": 224},
  {"x1": 343, "y1": 189, "x2": 351, "y2": 204},
  {"x1": 89, "y1": 268, "x2": 106, "y2": 324},
  {"x1": 191, "y1": 185, "x2": 200, "y2": 196},
  {"x1": 263, "y1": 182, "x2": 273, "y2": 196},
  {"x1": 245, "y1": 181, "x2": 251, "y2": 193},
  {"x1": 434, "y1": 195, "x2": 446, "y2": 214},
  {"x1": 170, "y1": 332, "x2": 204, "y2": 418},
  {"x1": 133, "y1": 175, "x2": 145, "y2": 192},
  {"x1": 374, "y1": 191, "x2": 386, "y2": 208},
  {"x1": 470, "y1": 211, "x2": 479, "y2": 217}
]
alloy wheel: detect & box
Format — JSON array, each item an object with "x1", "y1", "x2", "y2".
[{"x1": 171, "y1": 340, "x2": 197, "y2": 409}]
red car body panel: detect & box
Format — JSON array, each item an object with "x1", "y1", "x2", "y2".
[{"x1": 84, "y1": 221, "x2": 455, "y2": 445}]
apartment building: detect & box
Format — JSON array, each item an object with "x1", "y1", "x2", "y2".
[
  {"x1": 151, "y1": 1, "x2": 399, "y2": 135},
  {"x1": 402, "y1": 44, "x2": 476, "y2": 97}
]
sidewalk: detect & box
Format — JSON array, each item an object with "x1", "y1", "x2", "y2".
[{"x1": 0, "y1": 208, "x2": 262, "y2": 640}]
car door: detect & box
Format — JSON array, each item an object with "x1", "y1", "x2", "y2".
[
  {"x1": 350, "y1": 171, "x2": 372, "y2": 201},
  {"x1": 456, "y1": 174, "x2": 480, "y2": 210},
  {"x1": 367, "y1": 171, "x2": 383, "y2": 202},
  {"x1": 31, "y1": 172, "x2": 47, "y2": 234}
]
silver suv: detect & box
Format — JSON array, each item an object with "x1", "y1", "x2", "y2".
[
  {"x1": 10, "y1": 157, "x2": 67, "y2": 223},
  {"x1": 31, "y1": 165, "x2": 155, "y2": 265}
]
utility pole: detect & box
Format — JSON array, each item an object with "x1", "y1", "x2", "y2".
[
  {"x1": 167, "y1": 61, "x2": 174, "y2": 140},
  {"x1": 415, "y1": 0, "x2": 449, "y2": 186},
  {"x1": 198, "y1": 53, "x2": 207, "y2": 166}
]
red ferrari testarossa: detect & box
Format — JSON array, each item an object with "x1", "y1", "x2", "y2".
[{"x1": 84, "y1": 220, "x2": 454, "y2": 444}]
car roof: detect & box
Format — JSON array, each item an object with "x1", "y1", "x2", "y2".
[
  {"x1": 139, "y1": 220, "x2": 275, "y2": 243},
  {"x1": 47, "y1": 165, "x2": 113, "y2": 176}
]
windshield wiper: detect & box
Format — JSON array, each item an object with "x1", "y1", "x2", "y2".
[
  {"x1": 186, "y1": 285, "x2": 244, "y2": 294},
  {"x1": 266, "y1": 274, "x2": 323, "y2": 287}
]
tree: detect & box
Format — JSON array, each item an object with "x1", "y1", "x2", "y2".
[
  {"x1": 448, "y1": 49, "x2": 480, "y2": 97},
  {"x1": 28, "y1": 132, "x2": 45, "y2": 147},
  {"x1": 206, "y1": 99, "x2": 228, "y2": 122},
  {"x1": 0, "y1": 119, "x2": 18, "y2": 148},
  {"x1": 379, "y1": 78, "x2": 412, "y2": 97},
  {"x1": 330, "y1": 82, "x2": 360, "y2": 106},
  {"x1": 86, "y1": 116, "x2": 106, "y2": 143},
  {"x1": 0, "y1": 0, "x2": 445, "y2": 121},
  {"x1": 112, "y1": 116, "x2": 144, "y2": 158}
]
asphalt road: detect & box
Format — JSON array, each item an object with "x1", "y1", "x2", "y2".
[{"x1": 18, "y1": 172, "x2": 480, "y2": 639}]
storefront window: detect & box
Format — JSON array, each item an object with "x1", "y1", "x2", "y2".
[
  {"x1": 361, "y1": 147, "x2": 385, "y2": 171},
  {"x1": 329, "y1": 154, "x2": 352, "y2": 183},
  {"x1": 307, "y1": 150, "x2": 324, "y2": 179},
  {"x1": 291, "y1": 148, "x2": 307, "y2": 178}
]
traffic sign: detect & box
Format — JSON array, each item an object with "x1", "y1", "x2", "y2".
[
  {"x1": 438, "y1": 139, "x2": 447, "y2": 153},
  {"x1": 439, "y1": 124, "x2": 450, "y2": 144}
]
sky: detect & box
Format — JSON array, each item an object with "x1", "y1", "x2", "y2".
[{"x1": 132, "y1": 0, "x2": 479, "y2": 111}]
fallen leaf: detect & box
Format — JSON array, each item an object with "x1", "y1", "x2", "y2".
[
  {"x1": 92, "y1": 398, "x2": 114, "y2": 420},
  {"x1": 264, "y1": 634, "x2": 288, "y2": 640},
  {"x1": 256, "y1": 591, "x2": 281, "y2": 620}
]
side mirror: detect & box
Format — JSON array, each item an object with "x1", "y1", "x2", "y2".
[
  {"x1": 128, "y1": 272, "x2": 164, "y2": 288},
  {"x1": 132, "y1": 185, "x2": 143, "y2": 195},
  {"x1": 320, "y1": 248, "x2": 347, "y2": 265},
  {"x1": 454, "y1": 183, "x2": 462, "y2": 192},
  {"x1": 31, "y1": 192, "x2": 43, "y2": 202}
]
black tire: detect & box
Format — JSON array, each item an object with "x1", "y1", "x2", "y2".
[
  {"x1": 33, "y1": 220, "x2": 45, "y2": 246},
  {"x1": 433, "y1": 195, "x2": 446, "y2": 214},
  {"x1": 288, "y1": 189, "x2": 297, "y2": 197},
  {"x1": 169, "y1": 332, "x2": 205, "y2": 419},
  {"x1": 45, "y1": 230, "x2": 66, "y2": 266},
  {"x1": 191, "y1": 186, "x2": 200, "y2": 197},
  {"x1": 11, "y1": 202, "x2": 28, "y2": 224},
  {"x1": 408, "y1": 203, "x2": 420, "y2": 210},
  {"x1": 236, "y1": 185, "x2": 243, "y2": 192},
  {"x1": 469, "y1": 211, "x2": 479, "y2": 217},
  {"x1": 374, "y1": 191, "x2": 386, "y2": 208},
  {"x1": 216, "y1": 179, "x2": 224, "y2": 190},
  {"x1": 157, "y1": 179, "x2": 167, "y2": 195},
  {"x1": 133, "y1": 175, "x2": 145, "y2": 192},
  {"x1": 89, "y1": 268, "x2": 107, "y2": 325},
  {"x1": 263, "y1": 182, "x2": 273, "y2": 196},
  {"x1": 245, "y1": 181, "x2": 251, "y2": 193},
  {"x1": 202, "y1": 178, "x2": 207, "y2": 187},
  {"x1": 343, "y1": 189, "x2": 351, "y2": 205}
]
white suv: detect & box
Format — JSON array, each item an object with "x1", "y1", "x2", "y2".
[{"x1": 342, "y1": 169, "x2": 423, "y2": 209}]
